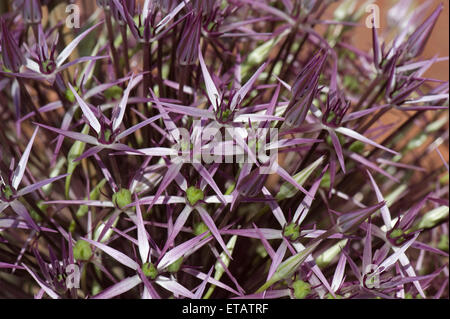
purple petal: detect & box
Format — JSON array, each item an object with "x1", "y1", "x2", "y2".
[
  {"x1": 56, "y1": 21, "x2": 104, "y2": 67},
  {"x1": 82, "y1": 237, "x2": 139, "y2": 270},
  {"x1": 68, "y1": 82, "x2": 101, "y2": 134},
  {"x1": 92, "y1": 275, "x2": 142, "y2": 299},
  {"x1": 11, "y1": 127, "x2": 38, "y2": 189},
  {"x1": 17, "y1": 174, "x2": 68, "y2": 197}
]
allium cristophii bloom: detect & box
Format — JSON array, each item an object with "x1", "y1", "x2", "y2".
[{"x1": 0, "y1": 0, "x2": 448, "y2": 301}]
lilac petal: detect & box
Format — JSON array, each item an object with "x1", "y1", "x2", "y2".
[
  {"x1": 93, "y1": 275, "x2": 142, "y2": 299},
  {"x1": 161, "y1": 205, "x2": 193, "y2": 254},
  {"x1": 0, "y1": 262, "x2": 24, "y2": 269},
  {"x1": 336, "y1": 127, "x2": 399, "y2": 155},
  {"x1": 132, "y1": 196, "x2": 186, "y2": 206},
  {"x1": 74, "y1": 145, "x2": 104, "y2": 162},
  {"x1": 331, "y1": 254, "x2": 346, "y2": 292},
  {"x1": 17, "y1": 174, "x2": 68, "y2": 197},
  {"x1": 233, "y1": 289, "x2": 290, "y2": 299},
  {"x1": 300, "y1": 248, "x2": 333, "y2": 297},
  {"x1": 82, "y1": 237, "x2": 139, "y2": 270},
  {"x1": 158, "y1": 232, "x2": 208, "y2": 270},
  {"x1": 194, "y1": 267, "x2": 213, "y2": 299},
  {"x1": 36, "y1": 122, "x2": 99, "y2": 145},
  {"x1": 134, "y1": 196, "x2": 150, "y2": 264},
  {"x1": 108, "y1": 143, "x2": 143, "y2": 154},
  {"x1": 395, "y1": 247, "x2": 426, "y2": 298},
  {"x1": 112, "y1": 74, "x2": 143, "y2": 131},
  {"x1": 10, "y1": 200, "x2": 39, "y2": 231},
  {"x1": 84, "y1": 76, "x2": 131, "y2": 99},
  {"x1": 116, "y1": 114, "x2": 162, "y2": 140},
  {"x1": 183, "y1": 269, "x2": 240, "y2": 296},
  {"x1": 95, "y1": 210, "x2": 121, "y2": 243},
  {"x1": 0, "y1": 69, "x2": 45, "y2": 80},
  {"x1": 367, "y1": 170, "x2": 393, "y2": 229},
  {"x1": 198, "y1": 48, "x2": 221, "y2": 111},
  {"x1": 155, "y1": 276, "x2": 196, "y2": 299},
  {"x1": 209, "y1": 245, "x2": 245, "y2": 295},
  {"x1": 265, "y1": 138, "x2": 322, "y2": 150},
  {"x1": 293, "y1": 167, "x2": 326, "y2": 225},
  {"x1": 56, "y1": 21, "x2": 103, "y2": 67},
  {"x1": 372, "y1": 24, "x2": 381, "y2": 68},
  {"x1": 349, "y1": 152, "x2": 400, "y2": 183},
  {"x1": 274, "y1": 162, "x2": 314, "y2": 198},
  {"x1": 11, "y1": 127, "x2": 38, "y2": 189},
  {"x1": 405, "y1": 94, "x2": 449, "y2": 104},
  {"x1": 379, "y1": 234, "x2": 419, "y2": 271},
  {"x1": 362, "y1": 219, "x2": 372, "y2": 272},
  {"x1": 376, "y1": 158, "x2": 426, "y2": 172},
  {"x1": 252, "y1": 223, "x2": 276, "y2": 259},
  {"x1": 329, "y1": 129, "x2": 346, "y2": 174},
  {"x1": 399, "y1": 105, "x2": 449, "y2": 111},
  {"x1": 155, "y1": 0, "x2": 188, "y2": 32},
  {"x1": 133, "y1": 147, "x2": 178, "y2": 157},
  {"x1": 267, "y1": 242, "x2": 287, "y2": 281},
  {"x1": 193, "y1": 163, "x2": 226, "y2": 204},
  {"x1": 262, "y1": 188, "x2": 286, "y2": 227},
  {"x1": 68, "y1": 82, "x2": 101, "y2": 134},
  {"x1": 435, "y1": 147, "x2": 449, "y2": 171},
  {"x1": 196, "y1": 206, "x2": 232, "y2": 259},
  {"x1": 230, "y1": 62, "x2": 267, "y2": 111},
  {"x1": 412, "y1": 241, "x2": 448, "y2": 257},
  {"x1": 342, "y1": 249, "x2": 361, "y2": 279},
  {"x1": 342, "y1": 105, "x2": 390, "y2": 123},
  {"x1": 55, "y1": 56, "x2": 108, "y2": 74},
  {"x1": 159, "y1": 102, "x2": 214, "y2": 119},
  {"x1": 143, "y1": 162, "x2": 184, "y2": 216},
  {"x1": 0, "y1": 218, "x2": 55, "y2": 231},
  {"x1": 43, "y1": 199, "x2": 114, "y2": 207},
  {"x1": 336, "y1": 202, "x2": 385, "y2": 235},
  {"x1": 234, "y1": 114, "x2": 284, "y2": 122},
  {"x1": 428, "y1": 197, "x2": 449, "y2": 206},
  {"x1": 93, "y1": 154, "x2": 118, "y2": 192},
  {"x1": 301, "y1": 230, "x2": 343, "y2": 239},
  {"x1": 20, "y1": 101, "x2": 63, "y2": 122},
  {"x1": 137, "y1": 270, "x2": 161, "y2": 299},
  {"x1": 22, "y1": 264, "x2": 60, "y2": 299},
  {"x1": 221, "y1": 228, "x2": 281, "y2": 240}
]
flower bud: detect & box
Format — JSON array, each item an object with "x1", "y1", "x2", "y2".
[
  {"x1": 73, "y1": 240, "x2": 93, "y2": 261},
  {"x1": 283, "y1": 223, "x2": 301, "y2": 241},
  {"x1": 177, "y1": 12, "x2": 202, "y2": 65},
  {"x1": 292, "y1": 280, "x2": 311, "y2": 299},
  {"x1": 186, "y1": 186, "x2": 204, "y2": 206},
  {"x1": 1, "y1": 20, "x2": 26, "y2": 72},
  {"x1": 112, "y1": 188, "x2": 132, "y2": 209},
  {"x1": 142, "y1": 262, "x2": 158, "y2": 279},
  {"x1": 322, "y1": 90, "x2": 350, "y2": 128},
  {"x1": 337, "y1": 202, "x2": 385, "y2": 235},
  {"x1": 416, "y1": 206, "x2": 449, "y2": 230},
  {"x1": 236, "y1": 168, "x2": 267, "y2": 198}
]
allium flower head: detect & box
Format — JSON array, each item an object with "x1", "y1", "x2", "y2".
[{"x1": 0, "y1": 0, "x2": 448, "y2": 301}]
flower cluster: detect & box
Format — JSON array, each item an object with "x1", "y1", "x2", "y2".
[{"x1": 0, "y1": 0, "x2": 448, "y2": 299}]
